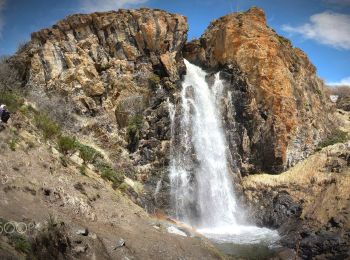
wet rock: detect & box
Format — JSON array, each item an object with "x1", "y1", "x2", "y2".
[
  {"x1": 245, "y1": 189, "x2": 302, "y2": 229},
  {"x1": 273, "y1": 248, "x2": 298, "y2": 260},
  {"x1": 299, "y1": 230, "x2": 350, "y2": 259}
]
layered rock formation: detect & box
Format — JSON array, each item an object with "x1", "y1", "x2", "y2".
[
  {"x1": 183, "y1": 7, "x2": 334, "y2": 173},
  {"x1": 13, "y1": 8, "x2": 189, "y2": 211},
  {"x1": 11, "y1": 5, "x2": 336, "y2": 208},
  {"x1": 10, "y1": 5, "x2": 337, "y2": 215},
  {"x1": 3, "y1": 6, "x2": 346, "y2": 259}
]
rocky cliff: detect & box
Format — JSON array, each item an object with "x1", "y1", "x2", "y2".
[
  {"x1": 10, "y1": 5, "x2": 337, "y2": 218},
  {"x1": 4, "y1": 7, "x2": 343, "y2": 259},
  {"x1": 13, "y1": 8, "x2": 189, "y2": 212},
  {"x1": 12, "y1": 7, "x2": 335, "y2": 208},
  {"x1": 183, "y1": 7, "x2": 334, "y2": 173}
]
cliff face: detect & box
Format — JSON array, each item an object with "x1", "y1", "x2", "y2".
[
  {"x1": 21, "y1": 8, "x2": 187, "y2": 127},
  {"x1": 4, "y1": 7, "x2": 345, "y2": 259},
  {"x1": 183, "y1": 7, "x2": 334, "y2": 173},
  {"x1": 14, "y1": 9, "x2": 189, "y2": 212},
  {"x1": 13, "y1": 7, "x2": 335, "y2": 210},
  {"x1": 29, "y1": 8, "x2": 187, "y2": 87}
]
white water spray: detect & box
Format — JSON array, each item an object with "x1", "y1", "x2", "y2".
[{"x1": 169, "y1": 60, "x2": 279, "y2": 244}]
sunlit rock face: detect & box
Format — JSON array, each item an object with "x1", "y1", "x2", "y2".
[
  {"x1": 183, "y1": 7, "x2": 335, "y2": 173},
  {"x1": 12, "y1": 7, "x2": 336, "y2": 212},
  {"x1": 21, "y1": 8, "x2": 188, "y2": 117}
]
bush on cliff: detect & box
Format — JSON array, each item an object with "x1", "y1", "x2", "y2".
[
  {"x1": 148, "y1": 73, "x2": 161, "y2": 89},
  {"x1": 27, "y1": 89, "x2": 76, "y2": 130},
  {"x1": 318, "y1": 129, "x2": 348, "y2": 149},
  {"x1": 0, "y1": 56, "x2": 25, "y2": 112},
  {"x1": 0, "y1": 91, "x2": 24, "y2": 112},
  {"x1": 95, "y1": 161, "x2": 124, "y2": 188},
  {"x1": 58, "y1": 135, "x2": 77, "y2": 154},
  {"x1": 127, "y1": 114, "x2": 143, "y2": 152},
  {"x1": 34, "y1": 112, "x2": 61, "y2": 140},
  {"x1": 76, "y1": 142, "x2": 102, "y2": 164},
  {"x1": 31, "y1": 215, "x2": 71, "y2": 259}
]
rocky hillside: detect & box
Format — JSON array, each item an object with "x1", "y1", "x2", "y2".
[
  {"x1": 9, "y1": 7, "x2": 336, "y2": 213},
  {"x1": 184, "y1": 7, "x2": 334, "y2": 173},
  {"x1": 1, "y1": 6, "x2": 344, "y2": 259},
  {"x1": 0, "y1": 110, "x2": 223, "y2": 259}
]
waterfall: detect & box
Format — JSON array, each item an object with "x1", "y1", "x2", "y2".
[{"x1": 169, "y1": 60, "x2": 279, "y2": 244}]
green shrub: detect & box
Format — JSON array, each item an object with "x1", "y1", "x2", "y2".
[
  {"x1": 79, "y1": 165, "x2": 87, "y2": 175},
  {"x1": 19, "y1": 104, "x2": 30, "y2": 115},
  {"x1": 127, "y1": 115, "x2": 143, "y2": 133},
  {"x1": 59, "y1": 155, "x2": 68, "y2": 167},
  {"x1": 118, "y1": 182, "x2": 129, "y2": 192},
  {"x1": 12, "y1": 234, "x2": 31, "y2": 254},
  {"x1": 58, "y1": 135, "x2": 76, "y2": 154},
  {"x1": 127, "y1": 115, "x2": 143, "y2": 152},
  {"x1": 148, "y1": 74, "x2": 161, "y2": 88},
  {"x1": 0, "y1": 218, "x2": 32, "y2": 255},
  {"x1": 34, "y1": 113, "x2": 61, "y2": 140},
  {"x1": 95, "y1": 161, "x2": 124, "y2": 188},
  {"x1": 318, "y1": 129, "x2": 348, "y2": 149},
  {"x1": 31, "y1": 215, "x2": 70, "y2": 259},
  {"x1": 76, "y1": 142, "x2": 102, "y2": 164}
]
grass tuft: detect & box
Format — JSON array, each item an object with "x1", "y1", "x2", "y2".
[{"x1": 34, "y1": 112, "x2": 61, "y2": 140}]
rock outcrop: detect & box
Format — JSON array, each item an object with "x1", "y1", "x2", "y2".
[
  {"x1": 337, "y1": 95, "x2": 350, "y2": 111},
  {"x1": 16, "y1": 8, "x2": 188, "y2": 136},
  {"x1": 12, "y1": 6, "x2": 337, "y2": 208},
  {"x1": 3, "y1": 6, "x2": 346, "y2": 259},
  {"x1": 13, "y1": 8, "x2": 189, "y2": 212},
  {"x1": 183, "y1": 7, "x2": 335, "y2": 173}
]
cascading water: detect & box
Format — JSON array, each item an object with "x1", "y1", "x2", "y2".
[{"x1": 169, "y1": 60, "x2": 279, "y2": 245}]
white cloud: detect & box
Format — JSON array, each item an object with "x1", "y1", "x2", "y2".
[
  {"x1": 282, "y1": 12, "x2": 350, "y2": 50},
  {"x1": 79, "y1": 0, "x2": 149, "y2": 13},
  {"x1": 327, "y1": 76, "x2": 350, "y2": 86},
  {"x1": 324, "y1": 0, "x2": 350, "y2": 5},
  {"x1": 0, "y1": 0, "x2": 6, "y2": 37}
]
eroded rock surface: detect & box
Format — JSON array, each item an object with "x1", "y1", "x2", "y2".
[
  {"x1": 5, "y1": 8, "x2": 344, "y2": 259},
  {"x1": 12, "y1": 8, "x2": 189, "y2": 213},
  {"x1": 184, "y1": 7, "x2": 335, "y2": 173}
]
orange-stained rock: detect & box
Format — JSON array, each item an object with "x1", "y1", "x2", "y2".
[{"x1": 184, "y1": 7, "x2": 335, "y2": 172}]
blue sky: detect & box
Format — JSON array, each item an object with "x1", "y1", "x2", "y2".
[{"x1": 0, "y1": 0, "x2": 349, "y2": 85}]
